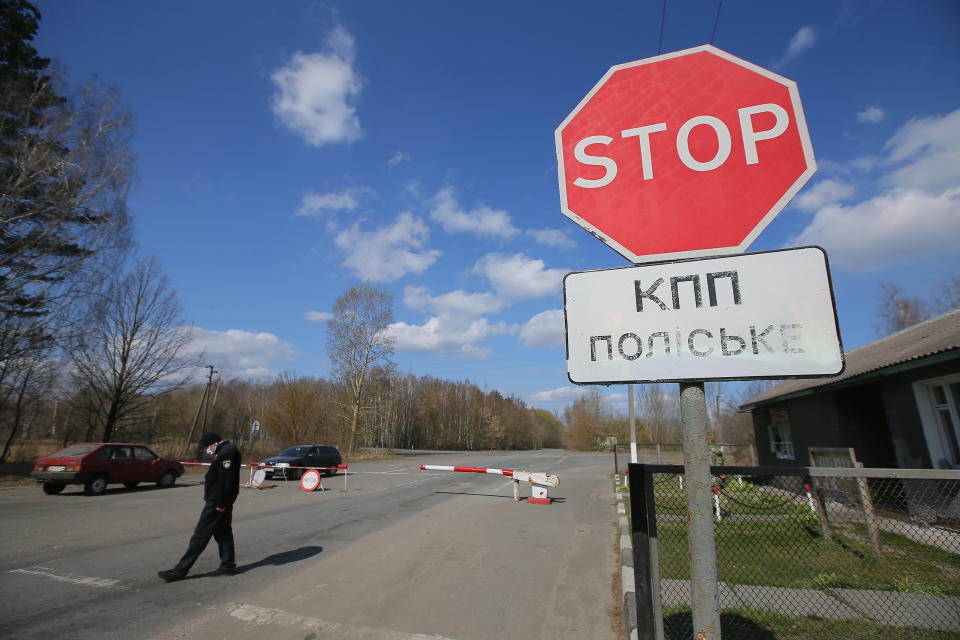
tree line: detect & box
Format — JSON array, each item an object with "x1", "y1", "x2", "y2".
[
  {"x1": 561, "y1": 382, "x2": 760, "y2": 456},
  {"x1": 3, "y1": 368, "x2": 563, "y2": 459}
]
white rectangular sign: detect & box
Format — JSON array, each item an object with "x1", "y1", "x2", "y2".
[{"x1": 563, "y1": 247, "x2": 844, "y2": 383}]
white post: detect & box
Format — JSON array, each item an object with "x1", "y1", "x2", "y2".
[{"x1": 629, "y1": 383, "x2": 638, "y2": 463}]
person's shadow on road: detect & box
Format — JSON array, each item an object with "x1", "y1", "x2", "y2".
[{"x1": 230, "y1": 545, "x2": 323, "y2": 575}]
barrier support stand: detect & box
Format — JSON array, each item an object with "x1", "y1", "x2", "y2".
[{"x1": 419, "y1": 465, "x2": 558, "y2": 504}]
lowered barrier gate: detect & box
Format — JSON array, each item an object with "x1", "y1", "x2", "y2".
[
  {"x1": 419, "y1": 464, "x2": 559, "y2": 504},
  {"x1": 181, "y1": 461, "x2": 348, "y2": 491}
]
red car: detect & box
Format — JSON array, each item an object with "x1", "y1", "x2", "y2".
[{"x1": 31, "y1": 443, "x2": 185, "y2": 495}]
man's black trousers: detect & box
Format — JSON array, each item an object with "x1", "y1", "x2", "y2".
[{"x1": 174, "y1": 502, "x2": 235, "y2": 573}]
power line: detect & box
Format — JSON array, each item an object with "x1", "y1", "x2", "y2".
[
  {"x1": 657, "y1": 0, "x2": 668, "y2": 54},
  {"x1": 710, "y1": 0, "x2": 725, "y2": 45}
]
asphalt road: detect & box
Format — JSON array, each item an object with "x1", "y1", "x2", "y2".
[{"x1": 0, "y1": 449, "x2": 619, "y2": 640}]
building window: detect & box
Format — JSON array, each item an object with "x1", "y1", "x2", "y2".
[
  {"x1": 915, "y1": 378, "x2": 960, "y2": 469},
  {"x1": 768, "y1": 408, "x2": 795, "y2": 460}
]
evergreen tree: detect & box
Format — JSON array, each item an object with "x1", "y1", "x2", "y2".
[{"x1": 0, "y1": 0, "x2": 133, "y2": 366}]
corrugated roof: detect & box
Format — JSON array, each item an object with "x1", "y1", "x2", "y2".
[{"x1": 741, "y1": 308, "x2": 960, "y2": 408}]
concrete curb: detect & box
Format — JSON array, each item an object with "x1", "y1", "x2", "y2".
[{"x1": 615, "y1": 477, "x2": 639, "y2": 640}]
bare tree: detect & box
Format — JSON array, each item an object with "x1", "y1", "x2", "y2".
[
  {"x1": 0, "y1": 350, "x2": 56, "y2": 462},
  {"x1": 68, "y1": 258, "x2": 195, "y2": 442},
  {"x1": 2, "y1": 5, "x2": 134, "y2": 403},
  {"x1": 562, "y1": 389, "x2": 605, "y2": 451},
  {"x1": 264, "y1": 371, "x2": 324, "y2": 445},
  {"x1": 1, "y1": 76, "x2": 133, "y2": 350},
  {"x1": 326, "y1": 283, "x2": 394, "y2": 454},
  {"x1": 875, "y1": 282, "x2": 930, "y2": 336},
  {"x1": 933, "y1": 276, "x2": 960, "y2": 315},
  {"x1": 640, "y1": 382, "x2": 678, "y2": 444}
]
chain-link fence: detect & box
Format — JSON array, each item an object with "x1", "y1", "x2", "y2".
[
  {"x1": 628, "y1": 463, "x2": 960, "y2": 639},
  {"x1": 613, "y1": 443, "x2": 757, "y2": 476}
]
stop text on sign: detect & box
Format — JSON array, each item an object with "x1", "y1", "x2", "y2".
[
  {"x1": 555, "y1": 45, "x2": 816, "y2": 263},
  {"x1": 574, "y1": 103, "x2": 789, "y2": 188},
  {"x1": 563, "y1": 247, "x2": 843, "y2": 383}
]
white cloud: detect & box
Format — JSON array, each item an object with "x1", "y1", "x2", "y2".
[
  {"x1": 403, "y1": 285, "x2": 508, "y2": 318},
  {"x1": 296, "y1": 189, "x2": 363, "y2": 217},
  {"x1": 526, "y1": 228, "x2": 576, "y2": 249},
  {"x1": 430, "y1": 187, "x2": 519, "y2": 239},
  {"x1": 792, "y1": 187, "x2": 960, "y2": 272},
  {"x1": 388, "y1": 151, "x2": 410, "y2": 167},
  {"x1": 388, "y1": 316, "x2": 517, "y2": 360},
  {"x1": 335, "y1": 212, "x2": 440, "y2": 282},
  {"x1": 884, "y1": 109, "x2": 960, "y2": 194},
  {"x1": 392, "y1": 286, "x2": 514, "y2": 359},
  {"x1": 271, "y1": 26, "x2": 363, "y2": 146},
  {"x1": 792, "y1": 109, "x2": 960, "y2": 271},
  {"x1": 303, "y1": 311, "x2": 332, "y2": 322},
  {"x1": 786, "y1": 26, "x2": 817, "y2": 57},
  {"x1": 404, "y1": 180, "x2": 422, "y2": 198},
  {"x1": 857, "y1": 106, "x2": 886, "y2": 124},
  {"x1": 850, "y1": 156, "x2": 882, "y2": 172},
  {"x1": 473, "y1": 252, "x2": 566, "y2": 300},
  {"x1": 529, "y1": 386, "x2": 587, "y2": 404},
  {"x1": 183, "y1": 328, "x2": 298, "y2": 380},
  {"x1": 773, "y1": 26, "x2": 816, "y2": 68},
  {"x1": 519, "y1": 309, "x2": 565, "y2": 348},
  {"x1": 792, "y1": 179, "x2": 855, "y2": 212}
]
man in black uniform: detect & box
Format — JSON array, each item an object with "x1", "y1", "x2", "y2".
[{"x1": 158, "y1": 432, "x2": 241, "y2": 582}]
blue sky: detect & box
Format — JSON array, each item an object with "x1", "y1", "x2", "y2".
[{"x1": 33, "y1": 0, "x2": 960, "y2": 413}]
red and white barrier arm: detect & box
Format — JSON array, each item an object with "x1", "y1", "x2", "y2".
[
  {"x1": 418, "y1": 464, "x2": 514, "y2": 477},
  {"x1": 182, "y1": 461, "x2": 249, "y2": 467},
  {"x1": 420, "y1": 464, "x2": 559, "y2": 504},
  {"x1": 182, "y1": 462, "x2": 347, "y2": 472},
  {"x1": 250, "y1": 463, "x2": 348, "y2": 472}
]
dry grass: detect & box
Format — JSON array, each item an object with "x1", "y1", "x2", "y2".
[
  {"x1": 345, "y1": 448, "x2": 404, "y2": 462},
  {"x1": 0, "y1": 462, "x2": 36, "y2": 488}
]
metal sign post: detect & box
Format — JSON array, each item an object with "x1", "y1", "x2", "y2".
[
  {"x1": 555, "y1": 46, "x2": 829, "y2": 640},
  {"x1": 680, "y1": 381, "x2": 721, "y2": 638},
  {"x1": 562, "y1": 248, "x2": 844, "y2": 640}
]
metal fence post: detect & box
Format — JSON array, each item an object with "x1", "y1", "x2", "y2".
[
  {"x1": 644, "y1": 465, "x2": 665, "y2": 640},
  {"x1": 680, "y1": 381, "x2": 722, "y2": 639},
  {"x1": 808, "y1": 475, "x2": 833, "y2": 542},
  {"x1": 855, "y1": 461, "x2": 883, "y2": 558},
  {"x1": 629, "y1": 463, "x2": 656, "y2": 640}
]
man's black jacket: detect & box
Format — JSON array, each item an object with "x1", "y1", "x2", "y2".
[{"x1": 204, "y1": 441, "x2": 241, "y2": 508}]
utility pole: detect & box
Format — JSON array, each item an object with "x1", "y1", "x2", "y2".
[
  {"x1": 201, "y1": 365, "x2": 218, "y2": 434},
  {"x1": 182, "y1": 365, "x2": 217, "y2": 458},
  {"x1": 209, "y1": 375, "x2": 223, "y2": 423}
]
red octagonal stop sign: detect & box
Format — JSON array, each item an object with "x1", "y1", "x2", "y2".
[{"x1": 556, "y1": 45, "x2": 816, "y2": 263}]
